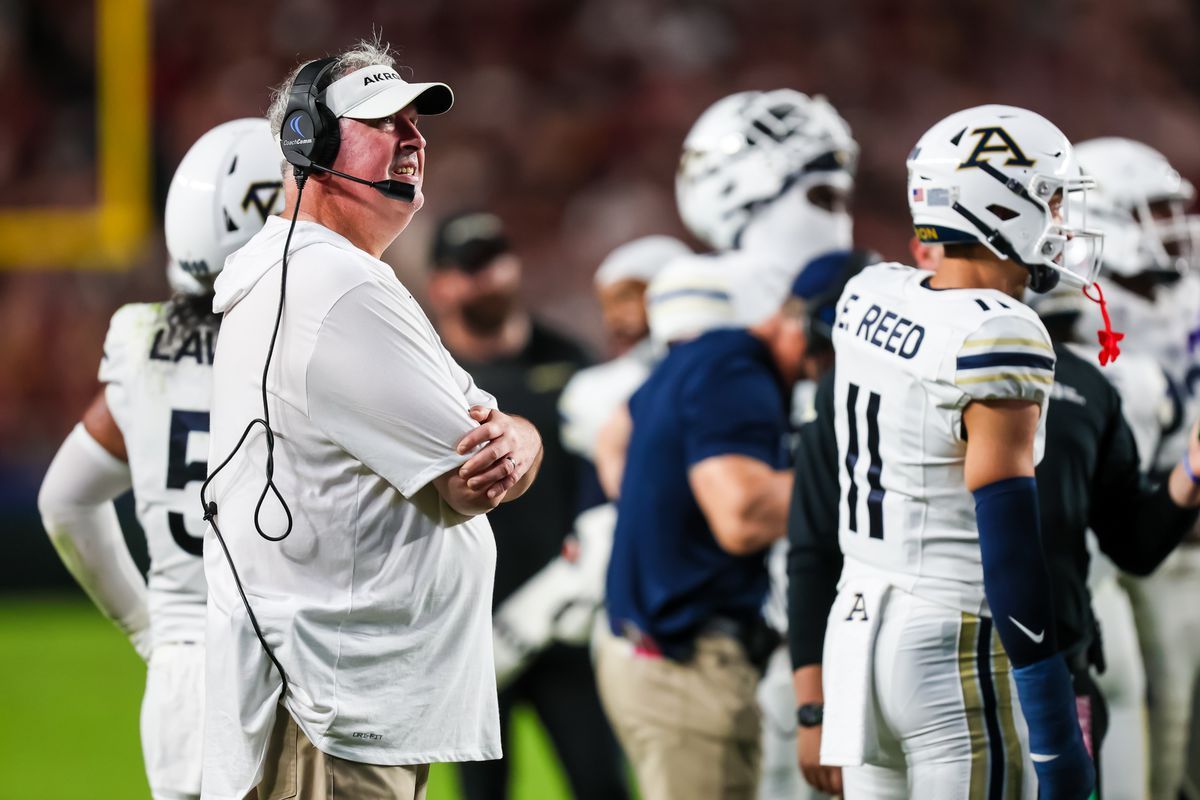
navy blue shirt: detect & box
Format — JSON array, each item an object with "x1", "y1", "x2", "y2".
[{"x1": 605, "y1": 329, "x2": 791, "y2": 659}]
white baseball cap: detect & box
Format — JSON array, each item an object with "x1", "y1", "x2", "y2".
[{"x1": 323, "y1": 65, "x2": 453, "y2": 120}]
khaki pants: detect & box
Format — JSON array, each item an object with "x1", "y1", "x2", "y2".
[
  {"x1": 247, "y1": 707, "x2": 429, "y2": 800},
  {"x1": 596, "y1": 631, "x2": 762, "y2": 800}
]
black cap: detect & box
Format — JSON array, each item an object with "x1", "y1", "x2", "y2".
[{"x1": 430, "y1": 211, "x2": 510, "y2": 273}]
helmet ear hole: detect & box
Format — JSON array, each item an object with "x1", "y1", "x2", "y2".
[{"x1": 987, "y1": 204, "x2": 1019, "y2": 221}]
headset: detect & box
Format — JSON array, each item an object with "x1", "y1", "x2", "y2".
[
  {"x1": 200, "y1": 58, "x2": 417, "y2": 695},
  {"x1": 279, "y1": 57, "x2": 416, "y2": 202}
]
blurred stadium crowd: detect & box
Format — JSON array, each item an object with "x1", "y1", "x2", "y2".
[{"x1": 2, "y1": 0, "x2": 1200, "y2": 542}]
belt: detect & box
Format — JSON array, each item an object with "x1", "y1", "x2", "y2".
[
  {"x1": 615, "y1": 616, "x2": 780, "y2": 672},
  {"x1": 616, "y1": 622, "x2": 665, "y2": 659}
]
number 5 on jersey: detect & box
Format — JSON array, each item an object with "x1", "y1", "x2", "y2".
[
  {"x1": 843, "y1": 382, "x2": 885, "y2": 539},
  {"x1": 167, "y1": 409, "x2": 209, "y2": 556}
]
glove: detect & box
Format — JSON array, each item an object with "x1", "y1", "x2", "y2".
[{"x1": 1012, "y1": 657, "x2": 1095, "y2": 800}]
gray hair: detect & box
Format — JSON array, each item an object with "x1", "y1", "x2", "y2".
[{"x1": 266, "y1": 36, "x2": 399, "y2": 174}]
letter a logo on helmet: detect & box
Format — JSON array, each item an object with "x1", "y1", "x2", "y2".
[
  {"x1": 959, "y1": 127, "x2": 1036, "y2": 170},
  {"x1": 907, "y1": 105, "x2": 1103, "y2": 293}
]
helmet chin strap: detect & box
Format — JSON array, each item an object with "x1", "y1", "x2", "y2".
[
  {"x1": 1027, "y1": 263, "x2": 1061, "y2": 294},
  {"x1": 952, "y1": 198, "x2": 1123, "y2": 366},
  {"x1": 950, "y1": 201, "x2": 1060, "y2": 293}
]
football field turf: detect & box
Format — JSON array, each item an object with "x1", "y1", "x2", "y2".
[{"x1": 0, "y1": 595, "x2": 575, "y2": 799}]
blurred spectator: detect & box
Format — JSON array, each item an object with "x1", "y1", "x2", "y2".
[{"x1": 4, "y1": 0, "x2": 1200, "y2": 548}]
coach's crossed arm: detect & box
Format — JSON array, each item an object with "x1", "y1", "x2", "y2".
[{"x1": 435, "y1": 407, "x2": 543, "y2": 517}]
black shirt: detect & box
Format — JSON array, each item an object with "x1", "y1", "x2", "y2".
[
  {"x1": 785, "y1": 370, "x2": 842, "y2": 669},
  {"x1": 1037, "y1": 342, "x2": 1198, "y2": 665},
  {"x1": 455, "y1": 321, "x2": 592, "y2": 605}
]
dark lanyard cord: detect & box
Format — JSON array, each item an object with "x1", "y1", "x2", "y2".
[{"x1": 200, "y1": 174, "x2": 308, "y2": 696}]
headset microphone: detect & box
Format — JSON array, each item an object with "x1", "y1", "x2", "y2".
[{"x1": 292, "y1": 159, "x2": 416, "y2": 203}]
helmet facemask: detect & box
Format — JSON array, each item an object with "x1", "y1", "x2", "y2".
[
  {"x1": 1134, "y1": 194, "x2": 1200, "y2": 276},
  {"x1": 1025, "y1": 172, "x2": 1104, "y2": 291}
]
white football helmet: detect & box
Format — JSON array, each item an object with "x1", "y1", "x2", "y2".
[
  {"x1": 1065, "y1": 155, "x2": 1143, "y2": 279},
  {"x1": 676, "y1": 90, "x2": 857, "y2": 252},
  {"x1": 908, "y1": 105, "x2": 1102, "y2": 292},
  {"x1": 1074, "y1": 137, "x2": 1197, "y2": 276},
  {"x1": 164, "y1": 118, "x2": 284, "y2": 295},
  {"x1": 166, "y1": 258, "x2": 207, "y2": 295}
]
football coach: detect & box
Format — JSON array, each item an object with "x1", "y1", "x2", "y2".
[{"x1": 201, "y1": 39, "x2": 542, "y2": 800}]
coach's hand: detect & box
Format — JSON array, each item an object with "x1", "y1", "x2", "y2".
[
  {"x1": 457, "y1": 407, "x2": 543, "y2": 502},
  {"x1": 797, "y1": 724, "x2": 842, "y2": 796}
]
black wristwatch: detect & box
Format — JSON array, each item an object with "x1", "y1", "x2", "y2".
[{"x1": 796, "y1": 702, "x2": 824, "y2": 728}]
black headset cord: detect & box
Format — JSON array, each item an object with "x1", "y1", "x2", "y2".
[{"x1": 199, "y1": 174, "x2": 309, "y2": 696}]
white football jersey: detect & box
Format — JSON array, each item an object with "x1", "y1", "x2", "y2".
[
  {"x1": 100, "y1": 302, "x2": 213, "y2": 645},
  {"x1": 832, "y1": 263, "x2": 1053, "y2": 616}
]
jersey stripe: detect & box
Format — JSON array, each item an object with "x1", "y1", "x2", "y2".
[
  {"x1": 956, "y1": 372, "x2": 1054, "y2": 387},
  {"x1": 956, "y1": 352, "x2": 1055, "y2": 372},
  {"x1": 865, "y1": 390, "x2": 884, "y2": 539},
  {"x1": 960, "y1": 337, "x2": 1052, "y2": 352},
  {"x1": 977, "y1": 617, "x2": 1006, "y2": 800},
  {"x1": 646, "y1": 287, "x2": 732, "y2": 305},
  {"x1": 844, "y1": 382, "x2": 860, "y2": 533},
  {"x1": 959, "y1": 614, "x2": 988, "y2": 800},
  {"x1": 990, "y1": 627, "x2": 1024, "y2": 800}
]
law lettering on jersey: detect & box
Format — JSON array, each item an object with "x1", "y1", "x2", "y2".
[
  {"x1": 149, "y1": 328, "x2": 217, "y2": 365},
  {"x1": 837, "y1": 293, "x2": 926, "y2": 359}
]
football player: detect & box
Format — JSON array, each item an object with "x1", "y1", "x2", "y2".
[
  {"x1": 36, "y1": 118, "x2": 282, "y2": 800},
  {"x1": 673, "y1": 88, "x2": 861, "y2": 800},
  {"x1": 821, "y1": 105, "x2": 1101, "y2": 798},
  {"x1": 1072, "y1": 137, "x2": 1200, "y2": 800}
]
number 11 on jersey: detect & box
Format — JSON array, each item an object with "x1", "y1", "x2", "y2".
[{"x1": 843, "y1": 382, "x2": 885, "y2": 539}]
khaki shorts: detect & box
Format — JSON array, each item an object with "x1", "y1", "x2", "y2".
[{"x1": 247, "y1": 707, "x2": 429, "y2": 800}]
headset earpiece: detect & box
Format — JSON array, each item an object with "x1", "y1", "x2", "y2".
[
  {"x1": 280, "y1": 57, "x2": 341, "y2": 171},
  {"x1": 310, "y1": 100, "x2": 341, "y2": 168}
]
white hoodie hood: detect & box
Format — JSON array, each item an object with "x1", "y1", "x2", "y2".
[{"x1": 212, "y1": 216, "x2": 358, "y2": 315}]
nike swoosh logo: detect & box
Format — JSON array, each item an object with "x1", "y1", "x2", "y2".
[
  {"x1": 1030, "y1": 752, "x2": 1059, "y2": 763},
  {"x1": 1008, "y1": 616, "x2": 1045, "y2": 643}
]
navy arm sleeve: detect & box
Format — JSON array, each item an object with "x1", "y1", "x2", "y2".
[
  {"x1": 1091, "y1": 397, "x2": 1199, "y2": 576},
  {"x1": 786, "y1": 369, "x2": 843, "y2": 669}
]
